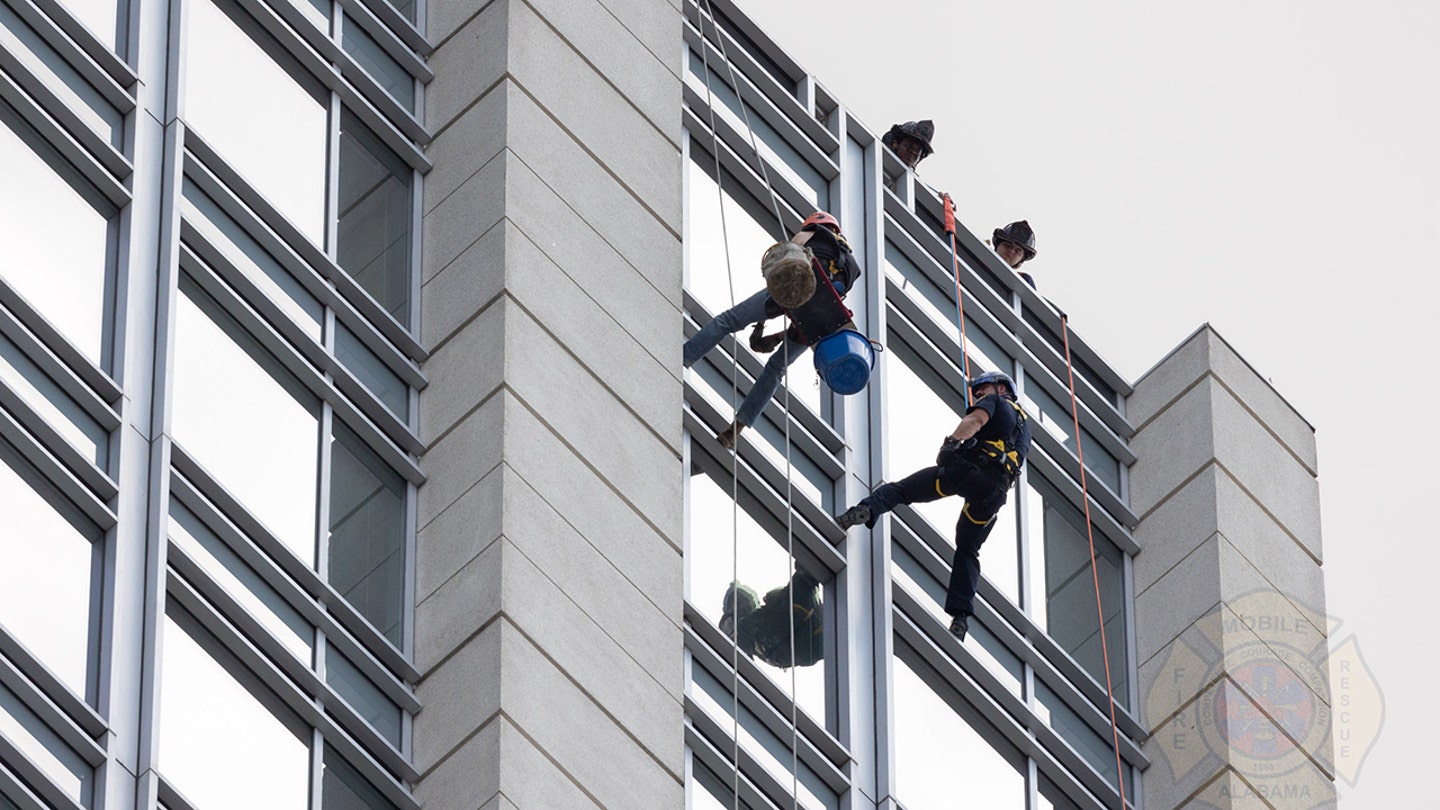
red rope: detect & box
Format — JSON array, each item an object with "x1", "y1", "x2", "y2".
[
  {"x1": 942, "y1": 194, "x2": 973, "y2": 406},
  {"x1": 1060, "y1": 315, "x2": 1128, "y2": 809}
]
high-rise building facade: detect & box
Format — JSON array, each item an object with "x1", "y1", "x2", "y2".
[{"x1": 0, "y1": 0, "x2": 1335, "y2": 807}]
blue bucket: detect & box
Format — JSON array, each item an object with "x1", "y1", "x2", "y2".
[{"x1": 812, "y1": 329, "x2": 875, "y2": 395}]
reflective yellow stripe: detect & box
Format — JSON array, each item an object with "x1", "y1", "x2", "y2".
[
  {"x1": 961, "y1": 504, "x2": 991, "y2": 526},
  {"x1": 934, "y1": 477, "x2": 946, "y2": 497}
]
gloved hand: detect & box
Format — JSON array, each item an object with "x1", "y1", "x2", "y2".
[
  {"x1": 749, "y1": 323, "x2": 785, "y2": 354},
  {"x1": 936, "y1": 436, "x2": 975, "y2": 467}
]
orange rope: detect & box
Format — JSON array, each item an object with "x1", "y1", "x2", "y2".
[
  {"x1": 942, "y1": 194, "x2": 973, "y2": 406},
  {"x1": 1059, "y1": 314, "x2": 1128, "y2": 809}
]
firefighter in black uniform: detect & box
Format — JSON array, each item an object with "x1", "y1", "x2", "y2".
[{"x1": 836, "y1": 370, "x2": 1032, "y2": 640}]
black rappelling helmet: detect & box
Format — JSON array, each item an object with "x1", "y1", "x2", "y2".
[
  {"x1": 969, "y1": 370, "x2": 1017, "y2": 399},
  {"x1": 881, "y1": 120, "x2": 935, "y2": 159},
  {"x1": 992, "y1": 220, "x2": 1037, "y2": 263}
]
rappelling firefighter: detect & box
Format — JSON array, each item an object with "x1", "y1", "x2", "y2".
[
  {"x1": 682, "y1": 211, "x2": 863, "y2": 449},
  {"x1": 835, "y1": 370, "x2": 1032, "y2": 641}
]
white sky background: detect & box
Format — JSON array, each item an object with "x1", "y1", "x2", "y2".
[{"x1": 732, "y1": 0, "x2": 1438, "y2": 805}]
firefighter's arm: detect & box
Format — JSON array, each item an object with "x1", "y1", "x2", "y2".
[
  {"x1": 790, "y1": 229, "x2": 815, "y2": 247},
  {"x1": 950, "y1": 407, "x2": 990, "y2": 442}
]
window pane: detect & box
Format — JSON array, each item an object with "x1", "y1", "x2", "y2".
[
  {"x1": 376, "y1": 0, "x2": 414, "y2": 25},
  {"x1": 56, "y1": 0, "x2": 122, "y2": 51},
  {"x1": 172, "y1": 276, "x2": 320, "y2": 564},
  {"x1": 158, "y1": 611, "x2": 310, "y2": 810},
  {"x1": 321, "y1": 746, "x2": 397, "y2": 809},
  {"x1": 687, "y1": 472, "x2": 827, "y2": 727},
  {"x1": 0, "y1": 99, "x2": 115, "y2": 367},
  {"x1": 335, "y1": 322, "x2": 408, "y2": 420},
  {"x1": 893, "y1": 654, "x2": 1025, "y2": 809},
  {"x1": 0, "y1": 437, "x2": 100, "y2": 699},
  {"x1": 185, "y1": 0, "x2": 328, "y2": 243},
  {"x1": 689, "y1": 755, "x2": 757, "y2": 810},
  {"x1": 181, "y1": 179, "x2": 325, "y2": 342},
  {"x1": 1021, "y1": 384, "x2": 1121, "y2": 494},
  {"x1": 328, "y1": 423, "x2": 405, "y2": 646},
  {"x1": 1027, "y1": 474, "x2": 1128, "y2": 704},
  {"x1": 0, "y1": 788, "x2": 19, "y2": 809},
  {"x1": 1036, "y1": 682, "x2": 1130, "y2": 796},
  {"x1": 0, "y1": 682, "x2": 91, "y2": 802},
  {"x1": 338, "y1": 111, "x2": 412, "y2": 328},
  {"x1": 0, "y1": 330, "x2": 109, "y2": 467},
  {"x1": 341, "y1": 19, "x2": 413, "y2": 110},
  {"x1": 0, "y1": 5, "x2": 123, "y2": 145},
  {"x1": 325, "y1": 646, "x2": 401, "y2": 747},
  {"x1": 168, "y1": 498, "x2": 314, "y2": 662}
]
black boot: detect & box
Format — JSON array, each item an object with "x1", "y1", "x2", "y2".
[
  {"x1": 836, "y1": 504, "x2": 872, "y2": 530},
  {"x1": 948, "y1": 613, "x2": 970, "y2": 641}
]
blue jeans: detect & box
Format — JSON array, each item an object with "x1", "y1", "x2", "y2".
[{"x1": 684, "y1": 290, "x2": 809, "y2": 427}]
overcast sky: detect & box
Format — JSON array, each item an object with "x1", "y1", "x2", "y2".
[{"x1": 732, "y1": 0, "x2": 1438, "y2": 804}]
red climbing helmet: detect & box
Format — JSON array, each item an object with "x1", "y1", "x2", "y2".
[{"x1": 802, "y1": 211, "x2": 841, "y2": 233}]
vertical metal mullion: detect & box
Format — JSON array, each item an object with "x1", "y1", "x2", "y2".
[{"x1": 316, "y1": 400, "x2": 334, "y2": 591}]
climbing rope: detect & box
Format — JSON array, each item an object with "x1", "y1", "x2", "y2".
[
  {"x1": 941, "y1": 194, "x2": 974, "y2": 405},
  {"x1": 1059, "y1": 315, "x2": 1127, "y2": 809},
  {"x1": 694, "y1": 3, "x2": 804, "y2": 807}
]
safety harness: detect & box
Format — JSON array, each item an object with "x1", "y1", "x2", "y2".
[
  {"x1": 769, "y1": 226, "x2": 862, "y2": 345},
  {"x1": 969, "y1": 398, "x2": 1030, "y2": 479}
]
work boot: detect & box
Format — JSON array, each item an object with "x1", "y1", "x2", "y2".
[
  {"x1": 717, "y1": 421, "x2": 745, "y2": 450},
  {"x1": 948, "y1": 613, "x2": 970, "y2": 641},
  {"x1": 835, "y1": 504, "x2": 871, "y2": 530}
]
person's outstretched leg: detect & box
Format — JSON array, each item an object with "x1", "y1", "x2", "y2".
[
  {"x1": 837, "y1": 464, "x2": 948, "y2": 529},
  {"x1": 683, "y1": 289, "x2": 771, "y2": 368},
  {"x1": 943, "y1": 486, "x2": 1009, "y2": 625},
  {"x1": 730, "y1": 332, "x2": 808, "y2": 435}
]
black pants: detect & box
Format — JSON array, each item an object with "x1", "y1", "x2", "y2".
[{"x1": 859, "y1": 459, "x2": 1010, "y2": 617}]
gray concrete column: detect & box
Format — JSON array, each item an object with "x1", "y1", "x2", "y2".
[
  {"x1": 414, "y1": 0, "x2": 684, "y2": 806},
  {"x1": 1130, "y1": 326, "x2": 1336, "y2": 809}
]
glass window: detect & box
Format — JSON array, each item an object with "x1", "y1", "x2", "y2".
[
  {"x1": 689, "y1": 755, "x2": 757, "y2": 810},
  {"x1": 0, "y1": 98, "x2": 116, "y2": 368},
  {"x1": 321, "y1": 748, "x2": 398, "y2": 809},
  {"x1": 0, "y1": 4, "x2": 124, "y2": 146},
  {"x1": 1026, "y1": 474, "x2": 1128, "y2": 704},
  {"x1": 686, "y1": 472, "x2": 828, "y2": 727},
  {"x1": 56, "y1": 0, "x2": 123, "y2": 52},
  {"x1": 688, "y1": 664, "x2": 837, "y2": 810},
  {"x1": 1036, "y1": 682, "x2": 1131, "y2": 797},
  {"x1": 181, "y1": 179, "x2": 325, "y2": 342},
  {"x1": 0, "y1": 682, "x2": 91, "y2": 803},
  {"x1": 883, "y1": 354, "x2": 1019, "y2": 605},
  {"x1": 185, "y1": 0, "x2": 328, "y2": 243},
  {"x1": 378, "y1": 0, "x2": 414, "y2": 25},
  {"x1": 158, "y1": 610, "x2": 310, "y2": 810},
  {"x1": 325, "y1": 646, "x2": 401, "y2": 748},
  {"x1": 328, "y1": 422, "x2": 406, "y2": 647},
  {"x1": 892, "y1": 653, "x2": 1025, "y2": 809},
  {"x1": 0, "y1": 330, "x2": 110, "y2": 467},
  {"x1": 0, "y1": 788, "x2": 19, "y2": 809},
  {"x1": 172, "y1": 275, "x2": 321, "y2": 564},
  {"x1": 687, "y1": 52, "x2": 826, "y2": 206},
  {"x1": 335, "y1": 321, "x2": 408, "y2": 420},
  {"x1": 337, "y1": 111, "x2": 413, "y2": 328},
  {"x1": 1021, "y1": 384, "x2": 1121, "y2": 494},
  {"x1": 883, "y1": 244, "x2": 1013, "y2": 380},
  {"x1": 167, "y1": 498, "x2": 314, "y2": 663},
  {"x1": 341, "y1": 18, "x2": 413, "y2": 111},
  {"x1": 0, "y1": 436, "x2": 101, "y2": 700},
  {"x1": 686, "y1": 156, "x2": 821, "y2": 417}
]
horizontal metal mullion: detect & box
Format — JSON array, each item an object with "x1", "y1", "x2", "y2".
[
  {"x1": 0, "y1": 66, "x2": 130, "y2": 202},
  {"x1": 168, "y1": 462, "x2": 421, "y2": 682},
  {"x1": 19, "y1": 0, "x2": 134, "y2": 87},
  {"x1": 685, "y1": 605, "x2": 851, "y2": 769},
  {"x1": 0, "y1": 733, "x2": 83, "y2": 810},
  {"x1": 0, "y1": 381, "x2": 116, "y2": 500},
  {"x1": 179, "y1": 258, "x2": 423, "y2": 486},
  {"x1": 181, "y1": 137, "x2": 428, "y2": 362},
  {"x1": 178, "y1": 232, "x2": 422, "y2": 455},
  {"x1": 167, "y1": 545, "x2": 419, "y2": 781},
  {"x1": 0, "y1": 302, "x2": 121, "y2": 428},
  {"x1": 0, "y1": 766, "x2": 47, "y2": 810},
  {"x1": 684, "y1": 722, "x2": 783, "y2": 810},
  {"x1": 0, "y1": 629, "x2": 106, "y2": 739},
  {"x1": 890, "y1": 517, "x2": 1145, "y2": 743},
  {"x1": 0, "y1": 0, "x2": 134, "y2": 109},
  {"x1": 1026, "y1": 448, "x2": 1136, "y2": 551},
  {"x1": 0, "y1": 405, "x2": 115, "y2": 529},
  {"x1": 0, "y1": 646, "x2": 105, "y2": 767},
  {"x1": 165, "y1": 576, "x2": 420, "y2": 809},
  {"x1": 892, "y1": 618, "x2": 1119, "y2": 810}
]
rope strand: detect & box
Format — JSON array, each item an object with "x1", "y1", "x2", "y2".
[{"x1": 1060, "y1": 315, "x2": 1128, "y2": 809}]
